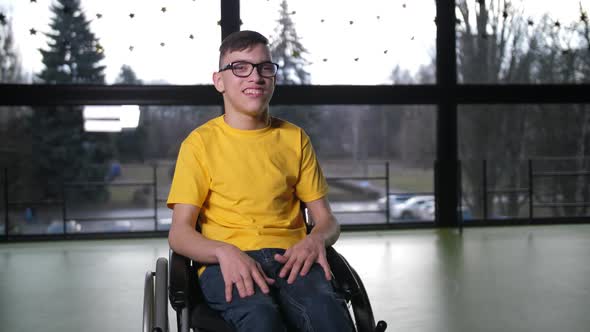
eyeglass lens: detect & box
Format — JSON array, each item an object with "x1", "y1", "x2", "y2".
[{"x1": 232, "y1": 62, "x2": 277, "y2": 77}]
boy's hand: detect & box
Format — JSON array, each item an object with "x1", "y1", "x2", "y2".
[
  {"x1": 215, "y1": 245, "x2": 275, "y2": 303},
  {"x1": 274, "y1": 233, "x2": 332, "y2": 284}
]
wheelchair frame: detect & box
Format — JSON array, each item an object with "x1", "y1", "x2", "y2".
[
  {"x1": 143, "y1": 246, "x2": 387, "y2": 332},
  {"x1": 143, "y1": 207, "x2": 387, "y2": 332}
]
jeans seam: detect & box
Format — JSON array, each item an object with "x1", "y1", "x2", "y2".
[{"x1": 281, "y1": 289, "x2": 314, "y2": 332}]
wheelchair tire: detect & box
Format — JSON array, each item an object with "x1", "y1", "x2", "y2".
[
  {"x1": 154, "y1": 257, "x2": 169, "y2": 332},
  {"x1": 349, "y1": 265, "x2": 377, "y2": 332}
]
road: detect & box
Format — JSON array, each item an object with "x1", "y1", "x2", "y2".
[{"x1": 3, "y1": 200, "x2": 398, "y2": 235}]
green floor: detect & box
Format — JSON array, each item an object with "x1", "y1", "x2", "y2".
[{"x1": 1, "y1": 225, "x2": 590, "y2": 332}]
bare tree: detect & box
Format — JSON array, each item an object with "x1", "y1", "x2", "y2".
[{"x1": 457, "y1": 0, "x2": 590, "y2": 218}]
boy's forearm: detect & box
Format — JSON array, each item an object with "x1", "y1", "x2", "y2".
[
  {"x1": 169, "y1": 223, "x2": 233, "y2": 264},
  {"x1": 309, "y1": 214, "x2": 340, "y2": 247}
]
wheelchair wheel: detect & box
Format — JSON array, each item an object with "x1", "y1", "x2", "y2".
[{"x1": 348, "y1": 265, "x2": 377, "y2": 332}]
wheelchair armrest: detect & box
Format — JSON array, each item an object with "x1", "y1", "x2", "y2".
[
  {"x1": 168, "y1": 250, "x2": 234, "y2": 332},
  {"x1": 168, "y1": 249, "x2": 193, "y2": 312}
]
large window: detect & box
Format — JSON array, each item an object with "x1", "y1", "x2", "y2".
[
  {"x1": 0, "y1": 0, "x2": 221, "y2": 85},
  {"x1": 0, "y1": 103, "x2": 438, "y2": 235},
  {"x1": 0, "y1": 105, "x2": 220, "y2": 235},
  {"x1": 241, "y1": 0, "x2": 436, "y2": 85},
  {"x1": 272, "y1": 105, "x2": 436, "y2": 224},
  {"x1": 459, "y1": 104, "x2": 590, "y2": 221},
  {"x1": 456, "y1": 0, "x2": 590, "y2": 84},
  {"x1": 1, "y1": 1, "x2": 589, "y2": 239}
]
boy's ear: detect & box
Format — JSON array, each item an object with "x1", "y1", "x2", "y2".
[{"x1": 212, "y1": 72, "x2": 225, "y2": 93}]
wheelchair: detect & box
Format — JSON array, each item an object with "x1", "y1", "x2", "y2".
[{"x1": 143, "y1": 209, "x2": 388, "y2": 332}]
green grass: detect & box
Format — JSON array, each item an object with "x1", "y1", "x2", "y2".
[{"x1": 389, "y1": 169, "x2": 433, "y2": 193}]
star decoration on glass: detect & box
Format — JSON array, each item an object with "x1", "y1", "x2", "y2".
[
  {"x1": 377, "y1": 16, "x2": 380, "y2": 20},
  {"x1": 320, "y1": 19, "x2": 325, "y2": 23},
  {"x1": 411, "y1": 36, "x2": 415, "y2": 40},
  {"x1": 0, "y1": 13, "x2": 6, "y2": 26},
  {"x1": 96, "y1": 13, "x2": 102, "y2": 19},
  {"x1": 292, "y1": 50, "x2": 300, "y2": 58},
  {"x1": 349, "y1": 20, "x2": 354, "y2": 25},
  {"x1": 554, "y1": 21, "x2": 561, "y2": 28},
  {"x1": 354, "y1": 57, "x2": 359, "y2": 61},
  {"x1": 291, "y1": 11, "x2": 296, "y2": 15},
  {"x1": 322, "y1": 58, "x2": 328, "y2": 62},
  {"x1": 29, "y1": 28, "x2": 37, "y2": 35},
  {"x1": 129, "y1": 45, "x2": 134, "y2": 51},
  {"x1": 383, "y1": 50, "x2": 388, "y2": 54},
  {"x1": 160, "y1": 42, "x2": 166, "y2": 47},
  {"x1": 402, "y1": 4, "x2": 406, "y2": 8},
  {"x1": 502, "y1": 11, "x2": 508, "y2": 19},
  {"x1": 527, "y1": 19, "x2": 534, "y2": 26},
  {"x1": 129, "y1": 13, "x2": 135, "y2": 18},
  {"x1": 161, "y1": 7, "x2": 167, "y2": 13},
  {"x1": 189, "y1": 34, "x2": 194, "y2": 39}
]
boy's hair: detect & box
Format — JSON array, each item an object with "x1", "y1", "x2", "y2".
[{"x1": 219, "y1": 30, "x2": 269, "y2": 66}]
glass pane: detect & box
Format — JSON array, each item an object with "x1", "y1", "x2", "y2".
[
  {"x1": 271, "y1": 105, "x2": 435, "y2": 224},
  {"x1": 0, "y1": 104, "x2": 220, "y2": 235},
  {"x1": 457, "y1": 0, "x2": 590, "y2": 84},
  {"x1": 459, "y1": 104, "x2": 590, "y2": 221},
  {"x1": 0, "y1": 103, "x2": 436, "y2": 234},
  {"x1": 241, "y1": 0, "x2": 436, "y2": 85},
  {"x1": 0, "y1": 0, "x2": 220, "y2": 84}
]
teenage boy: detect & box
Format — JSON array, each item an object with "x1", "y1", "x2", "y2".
[{"x1": 167, "y1": 30, "x2": 353, "y2": 332}]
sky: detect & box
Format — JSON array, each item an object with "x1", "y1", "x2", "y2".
[{"x1": 0, "y1": 0, "x2": 588, "y2": 85}]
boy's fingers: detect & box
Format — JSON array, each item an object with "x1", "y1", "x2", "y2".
[
  {"x1": 225, "y1": 282, "x2": 233, "y2": 303},
  {"x1": 299, "y1": 258, "x2": 314, "y2": 276}
]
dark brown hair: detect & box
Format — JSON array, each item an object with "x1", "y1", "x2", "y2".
[{"x1": 218, "y1": 30, "x2": 269, "y2": 66}]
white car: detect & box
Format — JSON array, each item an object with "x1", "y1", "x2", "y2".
[
  {"x1": 416, "y1": 200, "x2": 435, "y2": 220},
  {"x1": 392, "y1": 195, "x2": 434, "y2": 220},
  {"x1": 377, "y1": 194, "x2": 413, "y2": 218}
]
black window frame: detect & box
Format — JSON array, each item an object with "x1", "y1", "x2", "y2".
[{"x1": 1, "y1": 0, "x2": 589, "y2": 236}]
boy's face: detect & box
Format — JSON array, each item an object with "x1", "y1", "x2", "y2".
[{"x1": 213, "y1": 43, "x2": 275, "y2": 118}]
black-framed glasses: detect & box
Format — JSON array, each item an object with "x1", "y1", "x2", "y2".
[{"x1": 219, "y1": 61, "x2": 279, "y2": 78}]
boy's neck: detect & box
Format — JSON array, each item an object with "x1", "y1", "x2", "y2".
[{"x1": 223, "y1": 110, "x2": 270, "y2": 130}]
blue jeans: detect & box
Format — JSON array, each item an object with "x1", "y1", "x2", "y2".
[{"x1": 199, "y1": 248, "x2": 354, "y2": 332}]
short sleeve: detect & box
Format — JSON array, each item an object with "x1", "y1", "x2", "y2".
[
  {"x1": 167, "y1": 137, "x2": 210, "y2": 209},
  {"x1": 295, "y1": 131, "x2": 328, "y2": 202}
]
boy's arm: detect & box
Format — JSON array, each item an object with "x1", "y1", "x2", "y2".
[
  {"x1": 168, "y1": 203, "x2": 275, "y2": 302},
  {"x1": 274, "y1": 197, "x2": 340, "y2": 284}
]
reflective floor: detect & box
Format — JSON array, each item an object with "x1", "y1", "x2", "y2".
[{"x1": 1, "y1": 225, "x2": 590, "y2": 332}]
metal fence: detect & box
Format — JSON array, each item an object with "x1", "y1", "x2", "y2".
[{"x1": 1, "y1": 159, "x2": 589, "y2": 240}]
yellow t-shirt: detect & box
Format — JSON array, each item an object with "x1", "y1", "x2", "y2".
[{"x1": 167, "y1": 115, "x2": 328, "y2": 251}]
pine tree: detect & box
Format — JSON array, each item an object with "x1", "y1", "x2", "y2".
[
  {"x1": 33, "y1": 0, "x2": 108, "y2": 200},
  {"x1": 270, "y1": 0, "x2": 311, "y2": 85},
  {"x1": 38, "y1": 0, "x2": 105, "y2": 84},
  {"x1": 115, "y1": 65, "x2": 143, "y2": 85}
]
